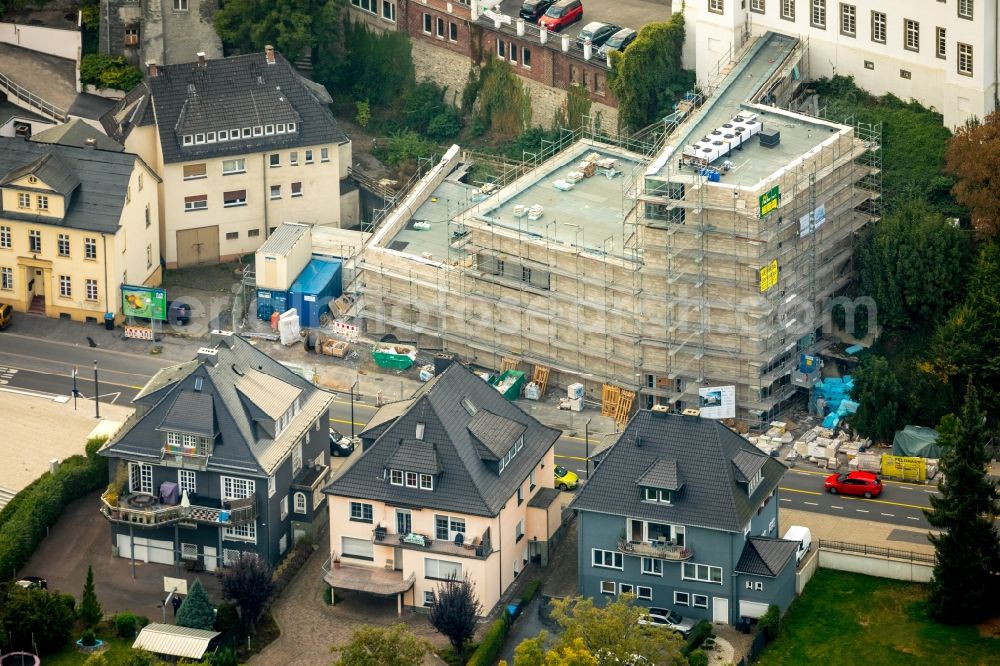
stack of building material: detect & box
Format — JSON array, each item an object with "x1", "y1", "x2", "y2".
[
  {"x1": 528, "y1": 204, "x2": 544, "y2": 220},
  {"x1": 553, "y1": 179, "x2": 576, "y2": 191},
  {"x1": 278, "y1": 309, "x2": 300, "y2": 345}
]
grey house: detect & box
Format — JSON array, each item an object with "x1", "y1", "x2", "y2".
[
  {"x1": 99, "y1": 331, "x2": 333, "y2": 570},
  {"x1": 571, "y1": 409, "x2": 798, "y2": 624}
]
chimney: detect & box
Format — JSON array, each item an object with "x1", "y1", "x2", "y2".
[
  {"x1": 264, "y1": 45, "x2": 275, "y2": 65},
  {"x1": 516, "y1": 18, "x2": 525, "y2": 37},
  {"x1": 682, "y1": 408, "x2": 701, "y2": 418},
  {"x1": 197, "y1": 347, "x2": 219, "y2": 366},
  {"x1": 540, "y1": 26, "x2": 548, "y2": 45},
  {"x1": 561, "y1": 34, "x2": 570, "y2": 52},
  {"x1": 84, "y1": 137, "x2": 97, "y2": 148},
  {"x1": 146, "y1": 61, "x2": 158, "y2": 77},
  {"x1": 210, "y1": 329, "x2": 235, "y2": 348},
  {"x1": 197, "y1": 51, "x2": 206, "y2": 66},
  {"x1": 583, "y1": 39, "x2": 592, "y2": 61}
]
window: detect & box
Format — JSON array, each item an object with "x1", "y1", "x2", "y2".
[
  {"x1": 958, "y1": 0, "x2": 973, "y2": 19},
  {"x1": 449, "y1": 22, "x2": 458, "y2": 42},
  {"x1": 57, "y1": 234, "x2": 70, "y2": 257},
  {"x1": 223, "y1": 190, "x2": 247, "y2": 207},
  {"x1": 425, "y1": 558, "x2": 462, "y2": 580},
  {"x1": 619, "y1": 582, "x2": 634, "y2": 595},
  {"x1": 871, "y1": 11, "x2": 886, "y2": 43},
  {"x1": 224, "y1": 521, "x2": 256, "y2": 542},
  {"x1": 674, "y1": 591, "x2": 690, "y2": 606},
  {"x1": 641, "y1": 557, "x2": 663, "y2": 576},
  {"x1": 390, "y1": 469, "x2": 404, "y2": 485},
  {"x1": 178, "y1": 469, "x2": 196, "y2": 495},
  {"x1": 748, "y1": 468, "x2": 764, "y2": 496},
  {"x1": 242, "y1": 127, "x2": 251, "y2": 138},
  {"x1": 600, "y1": 580, "x2": 616, "y2": 595},
  {"x1": 406, "y1": 471, "x2": 418, "y2": 488},
  {"x1": 264, "y1": 125, "x2": 275, "y2": 136},
  {"x1": 419, "y1": 474, "x2": 434, "y2": 490},
  {"x1": 270, "y1": 185, "x2": 281, "y2": 200},
  {"x1": 253, "y1": 126, "x2": 263, "y2": 136},
  {"x1": 423, "y1": 591, "x2": 435, "y2": 607},
  {"x1": 183, "y1": 163, "x2": 207, "y2": 179},
  {"x1": 497, "y1": 38, "x2": 505, "y2": 58},
  {"x1": 304, "y1": 149, "x2": 314, "y2": 164},
  {"x1": 435, "y1": 17, "x2": 445, "y2": 38},
  {"x1": 146, "y1": 244, "x2": 152, "y2": 268},
  {"x1": 751, "y1": 0, "x2": 765, "y2": 13},
  {"x1": 840, "y1": 4, "x2": 855, "y2": 36},
  {"x1": 248, "y1": 229, "x2": 260, "y2": 237},
  {"x1": 138, "y1": 172, "x2": 143, "y2": 191},
  {"x1": 435, "y1": 515, "x2": 466, "y2": 541},
  {"x1": 222, "y1": 158, "x2": 245, "y2": 174},
  {"x1": 84, "y1": 237, "x2": 96, "y2": 259},
  {"x1": 129, "y1": 462, "x2": 153, "y2": 494},
  {"x1": 864, "y1": 60, "x2": 874, "y2": 70},
  {"x1": 1, "y1": 267, "x2": 12, "y2": 290},
  {"x1": 36, "y1": 195, "x2": 48, "y2": 211},
  {"x1": 85, "y1": 278, "x2": 97, "y2": 301},
  {"x1": 293, "y1": 441, "x2": 302, "y2": 473},
  {"x1": 182, "y1": 135, "x2": 193, "y2": 146},
  {"x1": 637, "y1": 586, "x2": 653, "y2": 600},
  {"x1": 904, "y1": 19, "x2": 919, "y2": 51},
  {"x1": 515, "y1": 519, "x2": 524, "y2": 542},
  {"x1": 59, "y1": 275, "x2": 71, "y2": 297},
  {"x1": 145, "y1": 204, "x2": 151, "y2": 227},
  {"x1": 185, "y1": 194, "x2": 208, "y2": 211},
  {"x1": 415, "y1": 422, "x2": 425, "y2": 440},
  {"x1": 682, "y1": 562, "x2": 723, "y2": 584},
  {"x1": 173, "y1": 0, "x2": 187, "y2": 10},
  {"x1": 29, "y1": 230, "x2": 41, "y2": 252},
  {"x1": 222, "y1": 476, "x2": 255, "y2": 500},
  {"x1": 219, "y1": 130, "x2": 229, "y2": 141},
  {"x1": 529, "y1": 468, "x2": 537, "y2": 489},
  {"x1": 509, "y1": 43, "x2": 517, "y2": 64},
  {"x1": 194, "y1": 134, "x2": 205, "y2": 145},
  {"x1": 320, "y1": 147, "x2": 330, "y2": 162},
  {"x1": 181, "y1": 543, "x2": 198, "y2": 560},
  {"x1": 289, "y1": 151, "x2": 299, "y2": 166},
  {"x1": 269, "y1": 154, "x2": 280, "y2": 167},
  {"x1": 422, "y1": 13, "x2": 432, "y2": 33},
  {"x1": 936, "y1": 27, "x2": 946, "y2": 59},
  {"x1": 291, "y1": 182, "x2": 302, "y2": 197},
  {"x1": 693, "y1": 594, "x2": 709, "y2": 608},
  {"x1": 294, "y1": 492, "x2": 307, "y2": 514},
  {"x1": 708, "y1": 0, "x2": 723, "y2": 14},
  {"x1": 280, "y1": 495, "x2": 288, "y2": 520},
  {"x1": 811, "y1": 0, "x2": 825, "y2": 28},
  {"x1": 381, "y1": 0, "x2": 395, "y2": 21},
  {"x1": 350, "y1": 501, "x2": 373, "y2": 523},
  {"x1": 0, "y1": 226, "x2": 9, "y2": 248},
  {"x1": 780, "y1": 0, "x2": 794, "y2": 21},
  {"x1": 643, "y1": 487, "x2": 674, "y2": 504},
  {"x1": 958, "y1": 43, "x2": 973, "y2": 76},
  {"x1": 523, "y1": 47, "x2": 531, "y2": 68},
  {"x1": 124, "y1": 27, "x2": 139, "y2": 46},
  {"x1": 17, "y1": 193, "x2": 29, "y2": 208},
  {"x1": 900, "y1": 69, "x2": 911, "y2": 79},
  {"x1": 592, "y1": 549, "x2": 623, "y2": 569},
  {"x1": 267, "y1": 475, "x2": 276, "y2": 498}
]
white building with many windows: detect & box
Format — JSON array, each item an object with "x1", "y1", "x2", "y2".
[{"x1": 680, "y1": 0, "x2": 997, "y2": 127}]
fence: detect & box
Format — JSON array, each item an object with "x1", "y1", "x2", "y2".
[
  {"x1": 818, "y1": 540, "x2": 935, "y2": 564},
  {"x1": 0, "y1": 71, "x2": 67, "y2": 121}
]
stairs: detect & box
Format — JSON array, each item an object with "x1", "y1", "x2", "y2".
[{"x1": 28, "y1": 295, "x2": 45, "y2": 315}]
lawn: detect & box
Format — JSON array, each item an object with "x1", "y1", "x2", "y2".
[
  {"x1": 43, "y1": 633, "x2": 139, "y2": 666},
  {"x1": 756, "y1": 569, "x2": 999, "y2": 666}
]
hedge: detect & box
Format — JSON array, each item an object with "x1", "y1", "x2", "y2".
[
  {"x1": 0, "y1": 437, "x2": 107, "y2": 581},
  {"x1": 681, "y1": 620, "x2": 714, "y2": 656},
  {"x1": 759, "y1": 603, "x2": 781, "y2": 641},
  {"x1": 465, "y1": 610, "x2": 511, "y2": 666},
  {"x1": 79, "y1": 54, "x2": 143, "y2": 92},
  {"x1": 519, "y1": 580, "x2": 542, "y2": 606}
]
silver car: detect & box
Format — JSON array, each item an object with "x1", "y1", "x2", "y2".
[{"x1": 637, "y1": 607, "x2": 697, "y2": 636}]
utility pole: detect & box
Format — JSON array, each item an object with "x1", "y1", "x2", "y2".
[
  {"x1": 585, "y1": 418, "x2": 592, "y2": 481},
  {"x1": 72, "y1": 367, "x2": 79, "y2": 410},
  {"x1": 350, "y1": 379, "x2": 358, "y2": 438},
  {"x1": 93, "y1": 360, "x2": 100, "y2": 419}
]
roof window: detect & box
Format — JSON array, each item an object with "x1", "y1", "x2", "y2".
[
  {"x1": 461, "y1": 398, "x2": 477, "y2": 416},
  {"x1": 415, "y1": 423, "x2": 425, "y2": 440}
]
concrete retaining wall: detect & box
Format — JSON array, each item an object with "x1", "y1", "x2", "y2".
[
  {"x1": 0, "y1": 21, "x2": 81, "y2": 61},
  {"x1": 818, "y1": 549, "x2": 933, "y2": 583},
  {"x1": 795, "y1": 547, "x2": 820, "y2": 594}
]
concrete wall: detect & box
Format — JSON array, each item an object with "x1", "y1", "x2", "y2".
[
  {"x1": 818, "y1": 549, "x2": 933, "y2": 583},
  {"x1": 795, "y1": 546, "x2": 820, "y2": 594},
  {"x1": 0, "y1": 21, "x2": 80, "y2": 61}
]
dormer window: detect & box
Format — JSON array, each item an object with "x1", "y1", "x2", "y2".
[
  {"x1": 287, "y1": 122, "x2": 296, "y2": 132},
  {"x1": 218, "y1": 130, "x2": 228, "y2": 141},
  {"x1": 390, "y1": 469, "x2": 403, "y2": 485},
  {"x1": 253, "y1": 126, "x2": 263, "y2": 136},
  {"x1": 183, "y1": 135, "x2": 193, "y2": 145},
  {"x1": 276, "y1": 123, "x2": 285, "y2": 133},
  {"x1": 420, "y1": 474, "x2": 433, "y2": 490},
  {"x1": 207, "y1": 132, "x2": 216, "y2": 142},
  {"x1": 643, "y1": 487, "x2": 674, "y2": 504},
  {"x1": 165, "y1": 431, "x2": 210, "y2": 456},
  {"x1": 17, "y1": 193, "x2": 29, "y2": 209},
  {"x1": 194, "y1": 133, "x2": 205, "y2": 144},
  {"x1": 242, "y1": 128, "x2": 252, "y2": 138},
  {"x1": 388, "y1": 468, "x2": 435, "y2": 490},
  {"x1": 265, "y1": 125, "x2": 275, "y2": 135},
  {"x1": 498, "y1": 436, "x2": 524, "y2": 474},
  {"x1": 748, "y1": 468, "x2": 763, "y2": 495}
]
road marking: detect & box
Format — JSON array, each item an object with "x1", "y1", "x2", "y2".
[
  {"x1": 907, "y1": 516, "x2": 920, "y2": 521},
  {"x1": 803, "y1": 501, "x2": 818, "y2": 506},
  {"x1": 855, "y1": 509, "x2": 869, "y2": 513},
  {"x1": 779, "y1": 487, "x2": 823, "y2": 496},
  {"x1": 330, "y1": 417, "x2": 366, "y2": 427},
  {"x1": 838, "y1": 495, "x2": 930, "y2": 511},
  {"x1": 556, "y1": 454, "x2": 589, "y2": 462},
  {"x1": 0, "y1": 363, "x2": 146, "y2": 390},
  {"x1": 779, "y1": 498, "x2": 792, "y2": 502},
  {"x1": 830, "y1": 505, "x2": 843, "y2": 510},
  {"x1": 881, "y1": 513, "x2": 895, "y2": 517}
]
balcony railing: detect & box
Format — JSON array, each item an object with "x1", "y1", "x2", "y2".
[
  {"x1": 99, "y1": 490, "x2": 257, "y2": 528},
  {"x1": 372, "y1": 526, "x2": 493, "y2": 559},
  {"x1": 618, "y1": 538, "x2": 693, "y2": 561}
]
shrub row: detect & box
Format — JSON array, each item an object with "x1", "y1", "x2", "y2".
[
  {"x1": 271, "y1": 534, "x2": 314, "y2": 597},
  {"x1": 681, "y1": 620, "x2": 714, "y2": 656},
  {"x1": 759, "y1": 604, "x2": 781, "y2": 641},
  {"x1": 519, "y1": 580, "x2": 542, "y2": 606},
  {"x1": 0, "y1": 437, "x2": 107, "y2": 581},
  {"x1": 465, "y1": 610, "x2": 511, "y2": 666},
  {"x1": 80, "y1": 54, "x2": 143, "y2": 92}
]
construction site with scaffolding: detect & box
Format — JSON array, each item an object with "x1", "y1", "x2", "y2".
[{"x1": 351, "y1": 31, "x2": 881, "y2": 430}]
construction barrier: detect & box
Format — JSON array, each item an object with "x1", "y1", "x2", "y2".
[{"x1": 881, "y1": 455, "x2": 926, "y2": 482}]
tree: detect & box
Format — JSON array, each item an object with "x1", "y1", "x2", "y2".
[
  {"x1": 0, "y1": 585, "x2": 74, "y2": 655},
  {"x1": 79, "y1": 564, "x2": 103, "y2": 627},
  {"x1": 315, "y1": 19, "x2": 415, "y2": 109},
  {"x1": 331, "y1": 623, "x2": 431, "y2": 666},
  {"x1": 217, "y1": 551, "x2": 275, "y2": 634},
  {"x1": 214, "y1": 0, "x2": 342, "y2": 61},
  {"x1": 849, "y1": 355, "x2": 908, "y2": 444},
  {"x1": 511, "y1": 633, "x2": 599, "y2": 666},
  {"x1": 945, "y1": 110, "x2": 1000, "y2": 238},
  {"x1": 428, "y1": 574, "x2": 482, "y2": 659},
  {"x1": 855, "y1": 202, "x2": 971, "y2": 335},
  {"x1": 468, "y1": 56, "x2": 532, "y2": 142},
  {"x1": 176, "y1": 580, "x2": 215, "y2": 631},
  {"x1": 924, "y1": 385, "x2": 1000, "y2": 623},
  {"x1": 608, "y1": 15, "x2": 693, "y2": 132}
]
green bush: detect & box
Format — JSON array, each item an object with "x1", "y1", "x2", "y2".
[
  {"x1": 373, "y1": 131, "x2": 439, "y2": 168},
  {"x1": 681, "y1": 620, "x2": 713, "y2": 656},
  {"x1": 80, "y1": 54, "x2": 143, "y2": 92},
  {"x1": 115, "y1": 611, "x2": 138, "y2": 639},
  {"x1": 81, "y1": 628, "x2": 97, "y2": 646},
  {"x1": 59, "y1": 593, "x2": 77, "y2": 614},
  {"x1": 213, "y1": 602, "x2": 240, "y2": 636},
  {"x1": 687, "y1": 648, "x2": 709, "y2": 666},
  {"x1": 759, "y1": 603, "x2": 781, "y2": 641},
  {"x1": 519, "y1": 580, "x2": 542, "y2": 605},
  {"x1": 465, "y1": 612, "x2": 510, "y2": 666}
]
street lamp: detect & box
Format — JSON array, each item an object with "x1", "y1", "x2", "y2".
[
  {"x1": 93, "y1": 360, "x2": 100, "y2": 419},
  {"x1": 585, "y1": 418, "x2": 592, "y2": 481}
]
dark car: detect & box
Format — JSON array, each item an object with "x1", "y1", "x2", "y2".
[
  {"x1": 576, "y1": 21, "x2": 619, "y2": 49},
  {"x1": 167, "y1": 300, "x2": 191, "y2": 326},
  {"x1": 598, "y1": 27, "x2": 637, "y2": 58},
  {"x1": 538, "y1": 0, "x2": 583, "y2": 32},
  {"x1": 520, "y1": 0, "x2": 556, "y2": 21},
  {"x1": 15, "y1": 576, "x2": 47, "y2": 590},
  {"x1": 329, "y1": 429, "x2": 356, "y2": 457},
  {"x1": 824, "y1": 470, "x2": 883, "y2": 498}
]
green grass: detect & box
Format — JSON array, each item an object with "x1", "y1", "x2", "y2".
[
  {"x1": 756, "y1": 569, "x2": 999, "y2": 666},
  {"x1": 43, "y1": 633, "x2": 141, "y2": 666}
]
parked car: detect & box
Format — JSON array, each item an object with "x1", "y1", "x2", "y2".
[
  {"x1": 167, "y1": 300, "x2": 192, "y2": 326},
  {"x1": 0, "y1": 302, "x2": 12, "y2": 330},
  {"x1": 576, "y1": 21, "x2": 619, "y2": 49},
  {"x1": 15, "y1": 576, "x2": 47, "y2": 590},
  {"x1": 538, "y1": 0, "x2": 583, "y2": 32},
  {"x1": 598, "y1": 27, "x2": 637, "y2": 58},
  {"x1": 554, "y1": 465, "x2": 579, "y2": 490},
  {"x1": 520, "y1": 0, "x2": 556, "y2": 22},
  {"x1": 638, "y1": 607, "x2": 696, "y2": 636},
  {"x1": 824, "y1": 470, "x2": 883, "y2": 498},
  {"x1": 329, "y1": 429, "x2": 356, "y2": 457}
]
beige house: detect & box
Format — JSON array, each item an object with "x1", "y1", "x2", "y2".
[
  {"x1": 0, "y1": 137, "x2": 161, "y2": 322},
  {"x1": 101, "y1": 47, "x2": 354, "y2": 268},
  {"x1": 323, "y1": 361, "x2": 564, "y2": 615}
]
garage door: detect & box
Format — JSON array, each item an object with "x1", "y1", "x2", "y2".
[
  {"x1": 739, "y1": 600, "x2": 769, "y2": 619},
  {"x1": 116, "y1": 534, "x2": 174, "y2": 565},
  {"x1": 176, "y1": 226, "x2": 220, "y2": 267}
]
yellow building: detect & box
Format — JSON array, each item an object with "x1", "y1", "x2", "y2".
[
  {"x1": 0, "y1": 137, "x2": 161, "y2": 322},
  {"x1": 101, "y1": 47, "x2": 355, "y2": 268}
]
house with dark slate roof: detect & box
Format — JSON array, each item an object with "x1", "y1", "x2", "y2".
[
  {"x1": 98, "y1": 331, "x2": 334, "y2": 570},
  {"x1": 570, "y1": 409, "x2": 798, "y2": 624},
  {"x1": 0, "y1": 136, "x2": 160, "y2": 322},
  {"x1": 100, "y1": 47, "x2": 354, "y2": 268},
  {"x1": 322, "y1": 361, "x2": 564, "y2": 615}
]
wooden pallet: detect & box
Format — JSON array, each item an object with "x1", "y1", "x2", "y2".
[
  {"x1": 601, "y1": 384, "x2": 622, "y2": 417},
  {"x1": 615, "y1": 390, "x2": 635, "y2": 427},
  {"x1": 532, "y1": 365, "x2": 550, "y2": 396},
  {"x1": 499, "y1": 357, "x2": 520, "y2": 373}
]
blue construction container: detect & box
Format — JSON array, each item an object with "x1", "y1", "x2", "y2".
[
  {"x1": 256, "y1": 289, "x2": 288, "y2": 321},
  {"x1": 287, "y1": 257, "x2": 343, "y2": 328}
]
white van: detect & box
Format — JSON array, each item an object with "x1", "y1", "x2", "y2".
[{"x1": 783, "y1": 525, "x2": 812, "y2": 563}]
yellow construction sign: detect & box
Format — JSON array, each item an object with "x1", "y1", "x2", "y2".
[
  {"x1": 881, "y1": 455, "x2": 927, "y2": 482},
  {"x1": 759, "y1": 260, "x2": 779, "y2": 292}
]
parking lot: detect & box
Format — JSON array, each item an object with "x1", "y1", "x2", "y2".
[{"x1": 491, "y1": 0, "x2": 672, "y2": 45}]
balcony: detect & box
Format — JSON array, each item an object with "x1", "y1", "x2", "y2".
[
  {"x1": 321, "y1": 557, "x2": 416, "y2": 596},
  {"x1": 99, "y1": 490, "x2": 257, "y2": 528},
  {"x1": 160, "y1": 444, "x2": 212, "y2": 470},
  {"x1": 372, "y1": 526, "x2": 493, "y2": 559},
  {"x1": 617, "y1": 538, "x2": 693, "y2": 561}
]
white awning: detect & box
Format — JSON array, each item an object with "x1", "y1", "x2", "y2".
[{"x1": 133, "y1": 623, "x2": 220, "y2": 659}]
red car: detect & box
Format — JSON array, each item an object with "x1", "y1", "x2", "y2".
[
  {"x1": 538, "y1": 0, "x2": 583, "y2": 32},
  {"x1": 824, "y1": 471, "x2": 883, "y2": 498}
]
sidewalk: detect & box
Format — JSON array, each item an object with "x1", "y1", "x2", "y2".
[{"x1": 782, "y1": 508, "x2": 937, "y2": 556}]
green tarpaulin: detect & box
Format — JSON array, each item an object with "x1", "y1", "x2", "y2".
[{"x1": 892, "y1": 425, "x2": 942, "y2": 459}]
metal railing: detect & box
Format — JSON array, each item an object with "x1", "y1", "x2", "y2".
[
  {"x1": 99, "y1": 490, "x2": 257, "y2": 527},
  {"x1": 617, "y1": 538, "x2": 693, "y2": 561},
  {"x1": 819, "y1": 539, "x2": 935, "y2": 564},
  {"x1": 0, "y1": 71, "x2": 67, "y2": 121},
  {"x1": 373, "y1": 526, "x2": 493, "y2": 559}
]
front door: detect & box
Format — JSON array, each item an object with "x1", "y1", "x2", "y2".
[
  {"x1": 712, "y1": 596, "x2": 729, "y2": 624},
  {"x1": 396, "y1": 509, "x2": 412, "y2": 535}
]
